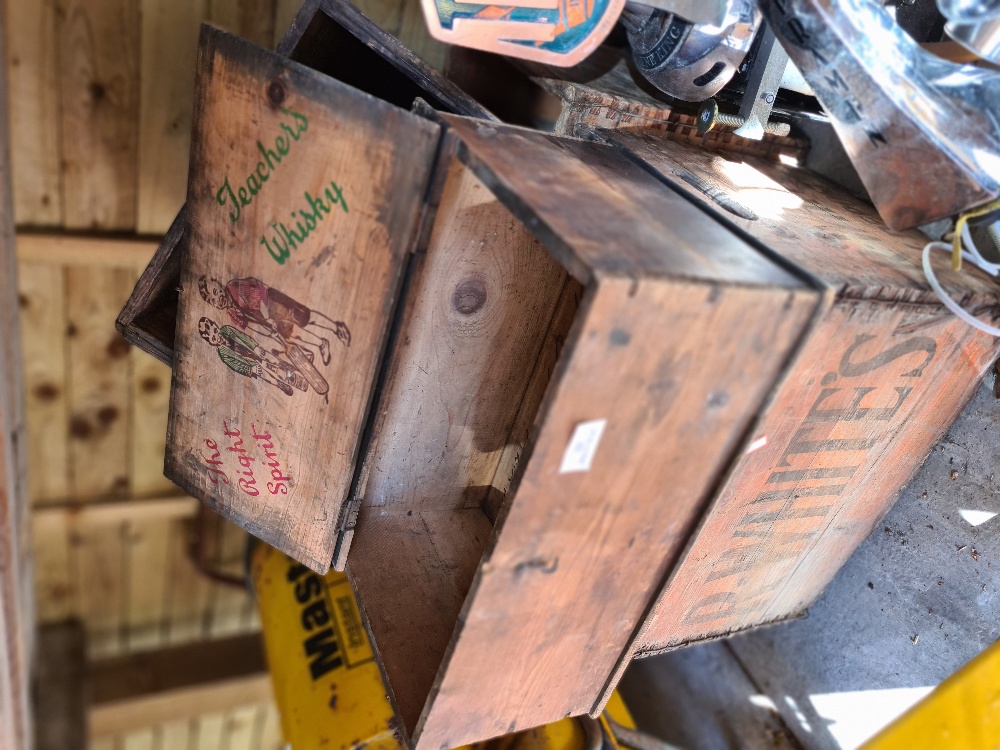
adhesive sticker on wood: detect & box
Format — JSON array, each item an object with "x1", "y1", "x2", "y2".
[{"x1": 559, "y1": 418, "x2": 607, "y2": 473}]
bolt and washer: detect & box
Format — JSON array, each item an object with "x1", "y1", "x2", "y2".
[{"x1": 696, "y1": 99, "x2": 791, "y2": 137}]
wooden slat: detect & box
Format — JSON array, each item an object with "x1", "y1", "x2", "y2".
[
  {"x1": 90, "y1": 676, "x2": 273, "y2": 739},
  {"x1": 5, "y1": 0, "x2": 62, "y2": 225},
  {"x1": 34, "y1": 623, "x2": 86, "y2": 750},
  {"x1": 161, "y1": 517, "x2": 214, "y2": 645},
  {"x1": 158, "y1": 720, "x2": 194, "y2": 750},
  {"x1": 441, "y1": 115, "x2": 808, "y2": 289},
  {"x1": 136, "y1": 0, "x2": 204, "y2": 235},
  {"x1": 76, "y1": 520, "x2": 127, "y2": 658},
  {"x1": 0, "y1": 2, "x2": 33, "y2": 741},
  {"x1": 57, "y1": 0, "x2": 140, "y2": 230},
  {"x1": 274, "y1": 0, "x2": 303, "y2": 42},
  {"x1": 130, "y1": 350, "x2": 174, "y2": 497},
  {"x1": 258, "y1": 704, "x2": 284, "y2": 749},
  {"x1": 210, "y1": 0, "x2": 278, "y2": 47},
  {"x1": 88, "y1": 632, "x2": 266, "y2": 704},
  {"x1": 191, "y1": 713, "x2": 226, "y2": 750},
  {"x1": 393, "y1": 0, "x2": 448, "y2": 70},
  {"x1": 17, "y1": 262, "x2": 69, "y2": 503},
  {"x1": 206, "y1": 516, "x2": 254, "y2": 640},
  {"x1": 224, "y1": 706, "x2": 261, "y2": 749},
  {"x1": 123, "y1": 516, "x2": 173, "y2": 651},
  {"x1": 17, "y1": 232, "x2": 157, "y2": 268},
  {"x1": 66, "y1": 266, "x2": 135, "y2": 500},
  {"x1": 31, "y1": 506, "x2": 74, "y2": 623},
  {"x1": 33, "y1": 496, "x2": 198, "y2": 528},
  {"x1": 32, "y1": 497, "x2": 197, "y2": 630},
  {"x1": 121, "y1": 730, "x2": 155, "y2": 750}
]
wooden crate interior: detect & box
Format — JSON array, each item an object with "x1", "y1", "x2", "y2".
[{"x1": 349, "y1": 156, "x2": 583, "y2": 737}]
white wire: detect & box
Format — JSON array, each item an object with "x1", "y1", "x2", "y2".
[
  {"x1": 923, "y1": 238, "x2": 1000, "y2": 337},
  {"x1": 961, "y1": 223, "x2": 1000, "y2": 276}
]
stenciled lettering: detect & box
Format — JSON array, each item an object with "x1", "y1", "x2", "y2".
[{"x1": 681, "y1": 329, "x2": 939, "y2": 627}]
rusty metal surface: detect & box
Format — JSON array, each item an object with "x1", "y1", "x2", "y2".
[{"x1": 761, "y1": 0, "x2": 1000, "y2": 230}]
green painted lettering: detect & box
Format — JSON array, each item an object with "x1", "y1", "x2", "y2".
[{"x1": 216, "y1": 177, "x2": 240, "y2": 222}]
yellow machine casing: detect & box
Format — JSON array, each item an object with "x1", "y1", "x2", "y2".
[{"x1": 251, "y1": 543, "x2": 636, "y2": 750}]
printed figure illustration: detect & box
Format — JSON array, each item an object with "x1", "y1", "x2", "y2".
[
  {"x1": 198, "y1": 275, "x2": 351, "y2": 398},
  {"x1": 197, "y1": 317, "x2": 322, "y2": 397}
]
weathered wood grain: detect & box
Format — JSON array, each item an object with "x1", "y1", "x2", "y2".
[
  {"x1": 137, "y1": 0, "x2": 204, "y2": 235},
  {"x1": 349, "y1": 507, "x2": 493, "y2": 736},
  {"x1": 414, "y1": 277, "x2": 818, "y2": 750},
  {"x1": 274, "y1": 0, "x2": 303, "y2": 41},
  {"x1": 57, "y1": 0, "x2": 140, "y2": 230},
  {"x1": 166, "y1": 27, "x2": 440, "y2": 571},
  {"x1": 356, "y1": 157, "x2": 570, "y2": 516},
  {"x1": 209, "y1": 0, "x2": 278, "y2": 47},
  {"x1": 520, "y1": 46, "x2": 807, "y2": 162},
  {"x1": 123, "y1": 515, "x2": 172, "y2": 650},
  {"x1": 66, "y1": 266, "x2": 135, "y2": 500},
  {"x1": 31, "y1": 504, "x2": 74, "y2": 623},
  {"x1": 130, "y1": 350, "x2": 174, "y2": 497},
  {"x1": 0, "y1": 3, "x2": 34, "y2": 740},
  {"x1": 34, "y1": 622, "x2": 86, "y2": 750},
  {"x1": 604, "y1": 131, "x2": 1000, "y2": 659},
  {"x1": 441, "y1": 115, "x2": 808, "y2": 289},
  {"x1": 90, "y1": 676, "x2": 273, "y2": 739},
  {"x1": 6, "y1": 0, "x2": 62, "y2": 226},
  {"x1": 17, "y1": 261, "x2": 69, "y2": 503},
  {"x1": 76, "y1": 519, "x2": 127, "y2": 657},
  {"x1": 349, "y1": 121, "x2": 821, "y2": 750},
  {"x1": 118, "y1": 0, "x2": 492, "y2": 367}
]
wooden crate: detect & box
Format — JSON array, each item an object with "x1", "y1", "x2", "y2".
[
  {"x1": 593, "y1": 131, "x2": 1000, "y2": 669},
  {"x1": 116, "y1": 0, "x2": 491, "y2": 367},
  {"x1": 164, "y1": 27, "x2": 822, "y2": 748}
]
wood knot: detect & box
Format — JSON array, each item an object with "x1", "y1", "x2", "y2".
[
  {"x1": 97, "y1": 405, "x2": 119, "y2": 426},
  {"x1": 267, "y1": 79, "x2": 286, "y2": 107},
  {"x1": 452, "y1": 277, "x2": 487, "y2": 315},
  {"x1": 140, "y1": 376, "x2": 162, "y2": 394},
  {"x1": 106, "y1": 337, "x2": 131, "y2": 359},
  {"x1": 609, "y1": 327, "x2": 631, "y2": 347},
  {"x1": 88, "y1": 81, "x2": 107, "y2": 103},
  {"x1": 32, "y1": 383, "x2": 60, "y2": 402},
  {"x1": 69, "y1": 416, "x2": 92, "y2": 439}
]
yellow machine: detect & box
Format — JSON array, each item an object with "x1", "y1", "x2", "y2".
[{"x1": 251, "y1": 543, "x2": 645, "y2": 750}]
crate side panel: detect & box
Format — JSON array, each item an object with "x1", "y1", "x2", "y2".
[
  {"x1": 638, "y1": 303, "x2": 999, "y2": 652},
  {"x1": 414, "y1": 276, "x2": 818, "y2": 750}
]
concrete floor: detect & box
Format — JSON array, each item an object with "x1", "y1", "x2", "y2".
[{"x1": 621, "y1": 376, "x2": 1000, "y2": 749}]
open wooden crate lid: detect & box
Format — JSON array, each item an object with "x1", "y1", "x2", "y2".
[{"x1": 166, "y1": 26, "x2": 442, "y2": 571}]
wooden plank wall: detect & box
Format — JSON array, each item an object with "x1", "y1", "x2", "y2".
[
  {"x1": 7, "y1": 0, "x2": 444, "y2": 234},
  {"x1": 7, "y1": 1, "x2": 438, "y2": 746}
]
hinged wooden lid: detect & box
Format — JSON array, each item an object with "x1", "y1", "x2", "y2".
[{"x1": 165, "y1": 26, "x2": 441, "y2": 572}]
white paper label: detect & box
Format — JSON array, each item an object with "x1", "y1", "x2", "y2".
[{"x1": 559, "y1": 419, "x2": 607, "y2": 474}]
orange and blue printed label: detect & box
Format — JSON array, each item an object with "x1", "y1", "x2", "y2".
[{"x1": 420, "y1": 0, "x2": 625, "y2": 66}]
